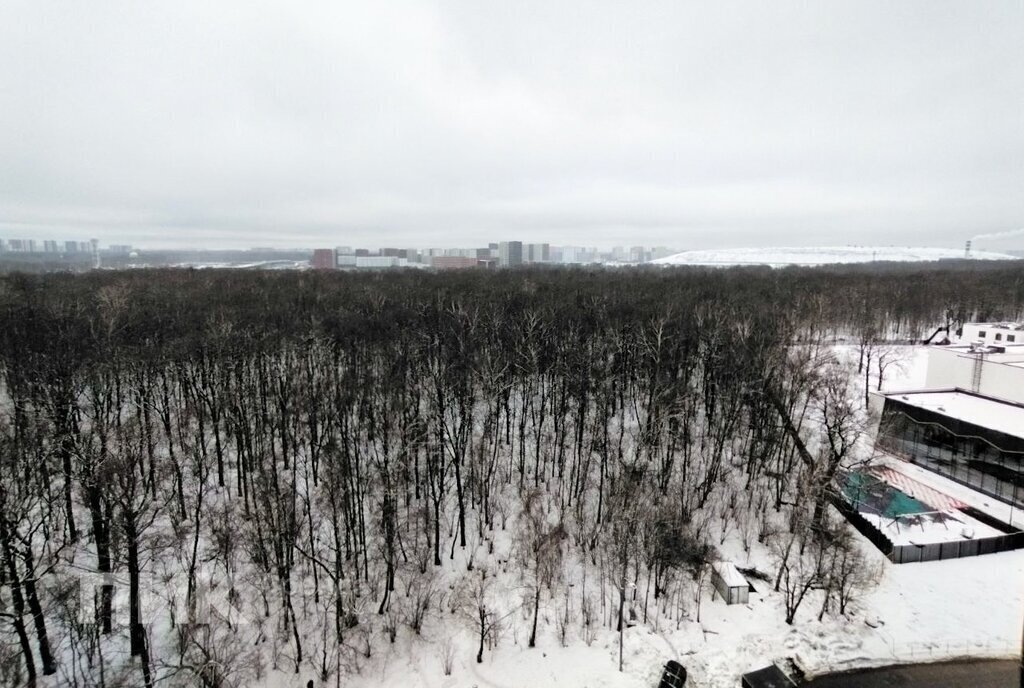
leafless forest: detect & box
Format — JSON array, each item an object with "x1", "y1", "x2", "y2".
[{"x1": 0, "y1": 264, "x2": 1020, "y2": 687}]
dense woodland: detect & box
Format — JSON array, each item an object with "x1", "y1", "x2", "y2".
[{"x1": 0, "y1": 263, "x2": 1021, "y2": 688}]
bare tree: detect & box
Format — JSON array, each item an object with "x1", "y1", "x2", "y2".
[
  {"x1": 0, "y1": 417, "x2": 60, "y2": 682},
  {"x1": 818, "y1": 527, "x2": 883, "y2": 618},
  {"x1": 771, "y1": 519, "x2": 827, "y2": 625},
  {"x1": 516, "y1": 489, "x2": 565, "y2": 648},
  {"x1": 457, "y1": 567, "x2": 513, "y2": 664},
  {"x1": 165, "y1": 620, "x2": 261, "y2": 688}
]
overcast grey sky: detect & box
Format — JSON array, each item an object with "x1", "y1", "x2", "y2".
[{"x1": 1, "y1": 1, "x2": 1021, "y2": 250}]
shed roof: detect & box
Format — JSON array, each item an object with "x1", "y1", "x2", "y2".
[{"x1": 712, "y1": 561, "x2": 747, "y2": 588}]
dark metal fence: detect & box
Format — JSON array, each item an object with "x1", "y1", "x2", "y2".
[
  {"x1": 890, "y1": 530, "x2": 1024, "y2": 564},
  {"x1": 831, "y1": 495, "x2": 1024, "y2": 564},
  {"x1": 830, "y1": 496, "x2": 894, "y2": 556}
]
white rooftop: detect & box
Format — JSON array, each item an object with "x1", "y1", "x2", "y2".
[
  {"x1": 939, "y1": 343, "x2": 1024, "y2": 370},
  {"x1": 886, "y1": 390, "x2": 1024, "y2": 440},
  {"x1": 964, "y1": 321, "x2": 1024, "y2": 331},
  {"x1": 712, "y1": 561, "x2": 748, "y2": 588}
]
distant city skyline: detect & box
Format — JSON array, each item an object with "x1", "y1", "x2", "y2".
[
  {"x1": 5, "y1": 234, "x2": 1024, "y2": 258},
  {"x1": 2, "y1": 224, "x2": 1024, "y2": 254},
  {"x1": 7, "y1": 234, "x2": 1024, "y2": 256}
]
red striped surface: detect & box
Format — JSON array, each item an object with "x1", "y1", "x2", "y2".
[{"x1": 872, "y1": 467, "x2": 967, "y2": 513}]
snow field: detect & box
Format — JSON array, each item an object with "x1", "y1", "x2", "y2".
[{"x1": 652, "y1": 246, "x2": 1020, "y2": 267}]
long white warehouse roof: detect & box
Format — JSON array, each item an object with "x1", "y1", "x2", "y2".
[{"x1": 884, "y1": 390, "x2": 1024, "y2": 441}]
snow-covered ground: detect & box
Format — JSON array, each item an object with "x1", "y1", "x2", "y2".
[
  {"x1": 877, "y1": 345, "x2": 929, "y2": 391},
  {"x1": 652, "y1": 246, "x2": 1020, "y2": 267},
  {"x1": 334, "y1": 505, "x2": 1022, "y2": 688},
  {"x1": 857, "y1": 504, "x2": 1001, "y2": 547},
  {"x1": 325, "y1": 344, "x2": 1022, "y2": 688}
]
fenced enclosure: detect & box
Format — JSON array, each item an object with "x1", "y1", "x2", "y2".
[
  {"x1": 889, "y1": 531, "x2": 1024, "y2": 563},
  {"x1": 830, "y1": 494, "x2": 1024, "y2": 563}
]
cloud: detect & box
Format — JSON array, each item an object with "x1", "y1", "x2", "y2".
[
  {"x1": 0, "y1": 0, "x2": 1021, "y2": 249},
  {"x1": 971, "y1": 228, "x2": 1024, "y2": 242}
]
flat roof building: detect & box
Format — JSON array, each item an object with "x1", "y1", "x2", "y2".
[
  {"x1": 873, "y1": 388, "x2": 1024, "y2": 509},
  {"x1": 355, "y1": 256, "x2": 407, "y2": 268},
  {"x1": 311, "y1": 248, "x2": 336, "y2": 270},
  {"x1": 525, "y1": 243, "x2": 549, "y2": 263},
  {"x1": 498, "y1": 241, "x2": 523, "y2": 267},
  {"x1": 869, "y1": 325, "x2": 1024, "y2": 511},
  {"x1": 960, "y1": 322, "x2": 1023, "y2": 344},
  {"x1": 925, "y1": 342, "x2": 1024, "y2": 404},
  {"x1": 430, "y1": 256, "x2": 479, "y2": 270}
]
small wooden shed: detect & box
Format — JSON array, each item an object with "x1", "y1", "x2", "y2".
[{"x1": 711, "y1": 562, "x2": 749, "y2": 605}]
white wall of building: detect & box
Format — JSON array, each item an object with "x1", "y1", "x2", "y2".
[
  {"x1": 925, "y1": 346, "x2": 1024, "y2": 404},
  {"x1": 355, "y1": 256, "x2": 407, "y2": 268},
  {"x1": 961, "y1": 322, "x2": 1023, "y2": 344}
]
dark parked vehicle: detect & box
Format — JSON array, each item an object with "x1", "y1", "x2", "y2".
[{"x1": 660, "y1": 660, "x2": 687, "y2": 688}]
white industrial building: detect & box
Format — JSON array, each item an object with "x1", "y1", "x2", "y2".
[
  {"x1": 960, "y1": 322, "x2": 1023, "y2": 345},
  {"x1": 354, "y1": 256, "x2": 408, "y2": 269},
  {"x1": 868, "y1": 322, "x2": 1024, "y2": 510},
  {"x1": 925, "y1": 341, "x2": 1024, "y2": 405}
]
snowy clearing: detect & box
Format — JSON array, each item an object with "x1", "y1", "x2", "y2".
[
  {"x1": 331, "y1": 504, "x2": 1023, "y2": 688},
  {"x1": 652, "y1": 247, "x2": 1019, "y2": 267}
]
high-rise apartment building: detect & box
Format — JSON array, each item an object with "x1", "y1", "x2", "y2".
[
  {"x1": 312, "y1": 248, "x2": 337, "y2": 270},
  {"x1": 525, "y1": 243, "x2": 550, "y2": 263},
  {"x1": 560, "y1": 246, "x2": 591, "y2": 264},
  {"x1": 498, "y1": 241, "x2": 523, "y2": 267},
  {"x1": 7, "y1": 239, "x2": 35, "y2": 252}
]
